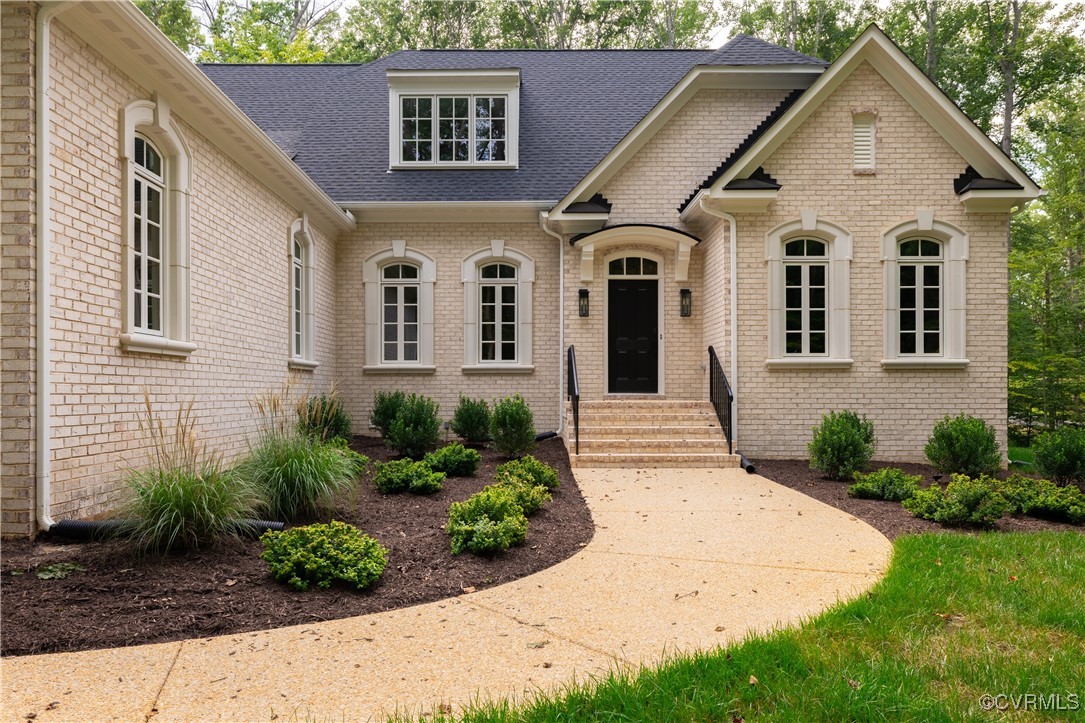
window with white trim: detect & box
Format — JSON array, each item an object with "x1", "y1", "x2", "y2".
[
  {"x1": 462, "y1": 242, "x2": 535, "y2": 371},
  {"x1": 897, "y1": 239, "x2": 942, "y2": 355},
  {"x1": 783, "y1": 239, "x2": 828, "y2": 355},
  {"x1": 381, "y1": 263, "x2": 421, "y2": 363},
  {"x1": 288, "y1": 216, "x2": 316, "y2": 367},
  {"x1": 362, "y1": 245, "x2": 436, "y2": 371},
  {"x1": 132, "y1": 135, "x2": 164, "y2": 335},
  {"x1": 480, "y1": 263, "x2": 517, "y2": 362}
]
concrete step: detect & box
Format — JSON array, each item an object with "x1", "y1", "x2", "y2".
[
  {"x1": 576, "y1": 412, "x2": 720, "y2": 424},
  {"x1": 569, "y1": 452, "x2": 741, "y2": 469},
  {"x1": 577, "y1": 440, "x2": 732, "y2": 454},
  {"x1": 577, "y1": 426, "x2": 722, "y2": 440}
]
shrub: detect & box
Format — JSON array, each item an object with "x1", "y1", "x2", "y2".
[
  {"x1": 1032, "y1": 428, "x2": 1085, "y2": 485},
  {"x1": 903, "y1": 474, "x2": 1010, "y2": 527},
  {"x1": 260, "y1": 520, "x2": 388, "y2": 591},
  {"x1": 447, "y1": 486, "x2": 528, "y2": 555},
  {"x1": 490, "y1": 394, "x2": 536, "y2": 456},
  {"x1": 451, "y1": 396, "x2": 491, "y2": 446},
  {"x1": 807, "y1": 410, "x2": 876, "y2": 481},
  {"x1": 242, "y1": 436, "x2": 358, "y2": 520},
  {"x1": 123, "y1": 395, "x2": 260, "y2": 555},
  {"x1": 495, "y1": 455, "x2": 559, "y2": 490},
  {"x1": 324, "y1": 437, "x2": 370, "y2": 476},
  {"x1": 370, "y1": 390, "x2": 406, "y2": 438},
  {"x1": 373, "y1": 459, "x2": 445, "y2": 495},
  {"x1": 491, "y1": 480, "x2": 551, "y2": 515},
  {"x1": 298, "y1": 393, "x2": 352, "y2": 443},
  {"x1": 924, "y1": 414, "x2": 1001, "y2": 477},
  {"x1": 999, "y1": 474, "x2": 1085, "y2": 525},
  {"x1": 423, "y1": 442, "x2": 482, "y2": 477},
  {"x1": 847, "y1": 468, "x2": 922, "y2": 502},
  {"x1": 387, "y1": 393, "x2": 442, "y2": 459}
]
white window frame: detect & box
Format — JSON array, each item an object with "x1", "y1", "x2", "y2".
[
  {"x1": 766, "y1": 214, "x2": 852, "y2": 368},
  {"x1": 288, "y1": 215, "x2": 318, "y2": 370},
  {"x1": 387, "y1": 69, "x2": 520, "y2": 170},
  {"x1": 882, "y1": 215, "x2": 968, "y2": 368},
  {"x1": 380, "y1": 263, "x2": 422, "y2": 364},
  {"x1": 363, "y1": 242, "x2": 435, "y2": 373},
  {"x1": 462, "y1": 240, "x2": 535, "y2": 372},
  {"x1": 119, "y1": 97, "x2": 194, "y2": 357},
  {"x1": 782, "y1": 239, "x2": 829, "y2": 356}
]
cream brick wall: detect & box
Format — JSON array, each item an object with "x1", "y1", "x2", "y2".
[
  {"x1": 727, "y1": 62, "x2": 1008, "y2": 461},
  {"x1": 1, "y1": 2, "x2": 38, "y2": 536},
  {"x1": 335, "y1": 223, "x2": 563, "y2": 434},
  {"x1": 4, "y1": 17, "x2": 340, "y2": 533}
]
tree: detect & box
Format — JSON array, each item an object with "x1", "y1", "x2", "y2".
[
  {"x1": 135, "y1": 0, "x2": 203, "y2": 55},
  {"x1": 333, "y1": 0, "x2": 495, "y2": 62},
  {"x1": 196, "y1": 1, "x2": 341, "y2": 63},
  {"x1": 725, "y1": 0, "x2": 879, "y2": 61}
]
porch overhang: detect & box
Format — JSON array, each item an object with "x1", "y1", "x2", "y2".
[{"x1": 570, "y1": 224, "x2": 701, "y2": 282}]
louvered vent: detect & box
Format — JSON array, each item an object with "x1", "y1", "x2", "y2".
[{"x1": 853, "y1": 115, "x2": 876, "y2": 169}]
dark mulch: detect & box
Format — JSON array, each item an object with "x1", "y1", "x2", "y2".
[
  {"x1": 755, "y1": 458, "x2": 1084, "y2": 540},
  {"x1": 0, "y1": 437, "x2": 594, "y2": 658}
]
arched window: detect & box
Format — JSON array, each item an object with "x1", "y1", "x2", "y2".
[
  {"x1": 362, "y1": 244, "x2": 435, "y2": 371},
  {"x1": 479, "y1": 262, "x2": 518, "y2": 362},
  {"x1": 132, "y1": 135, "x2": 164, "y2": 335},
  {"x1": 381, "y1": 263, "x2": 421, "y2": 363},
  {"x1": 782, "y1": 239, "x2": 828, "y2": 356},
  {"x1": 897, "y1": 239, "x2": 943, "y2": 355},
  {"x1": 289, "y1": 216, "x2": 317, "y2": 368},
  {"x1": 462, "y1": 241, "x2": 535, "y2": 371}
]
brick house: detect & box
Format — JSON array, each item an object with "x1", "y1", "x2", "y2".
[{"x1": 1, "y1": 1, "x2": 1041, "y2": 536}]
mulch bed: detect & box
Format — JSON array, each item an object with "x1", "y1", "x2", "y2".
[
  {"x1": 0, "y1": 436, "x2": 594, "y2": 658},
  {"x1": 754, "y1": 458, "x2": 1084, "y2": 540}
]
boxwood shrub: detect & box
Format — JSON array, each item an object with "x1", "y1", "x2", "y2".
[
  {"x1": 924, "y1": 414, "x2": 1001, "y2": 477},
  {"x1": 374, "y1": 459, "x2": 445, "y2": 495},
  {"x1": 999, "y1": 474, "x2": 1085, "y2": 524},
  {"x1": 260, "y1": 520, "x2": 388, "y2": 591},
  {"x1": 450, "y1": 395, "x2": 491, "y2": 446},
  {"x1": 446, "y1": 486, "x2": 528, "y2": 555},
  {"x1": 490, "y1": 394, "x2": 536, "y2": 456},
  {"x1": 387, "y1": 393, "x2": 441, "y2": 459},
  {"x1": 807, "y1": 410, "x2": 876, "y2": 481},
  {"x1": 903, "y1": 474, "x2": 1010, "y2": 527},
  {"x1": 495, "y1": 455, "x2": 559, "y2": 490},
  {"x1": 423, "y1": 442, "x2": 481, "y2": 477},
  {"x1": 370, "y1": 390, "x2": 406, "y2": 438},
  {"x1": 847, "y1": 467, "x2": 922, "y2": 502},
  {"x1": 1032, "y1": 427, "x2": 1085, "y2": 485}
]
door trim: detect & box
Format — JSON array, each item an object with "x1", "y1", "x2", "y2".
[{"x1": 603, "y1": 250, "x2": 664, "y2": 395}]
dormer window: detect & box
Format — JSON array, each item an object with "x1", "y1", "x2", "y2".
[{"x1": 388, "y1": 69, "x2": 519, "y2": 169}]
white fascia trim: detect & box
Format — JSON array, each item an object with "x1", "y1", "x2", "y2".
[
  {"x1": 341, "y1": 201, "x2": 556, "y2": 224},
  {"x1": 69, "y1": 3, "x2": 354, "y2": 237},
  {"x1": 710, "y1": 25, "x2": 1041, "y2": 197},
  {"x1": 552, "y1": 65, "x2": 822, "y2": 216},
  {"x1": 386, "y1": 68, "x2": 522, "y2": 83}
]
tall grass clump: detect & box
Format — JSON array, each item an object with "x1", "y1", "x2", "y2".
[
  {"x1": 298, "y1": 388, "x2": 352, "y2": 443},
  {"x1": 807, "y1": 410, "x2": 876, "y2": 481},
  {"x1": 243, "y1": 381, "x2": 359, "y2": 521},
  {"x1": 122, "y1": 393, "x2": 259, "y2": 555}
]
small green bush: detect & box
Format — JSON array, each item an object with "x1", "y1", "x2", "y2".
[
  {"x1": 298, "y1": 393, "x2": 352, "y2": 443},
  {"x1": 1032, "y1": 428, "x2": 1085, "y2": 485},
  {"x1": 260, "y1": 520, "x2": 388, "y2": 591},
  {"x1": 423, "y1": 442, "x2": 482, "y2": 477},
  {"x1": 847, "y1": 468, "x2": 922, "y2": 502},
  {"x1": 491, "y1": 479, "x2": 551, "y2": 515},
  {"x1": 490, "y1": 394, "x2": 536, "y2": 456},
  {"x1": 807, "y1": 410, "x2": 876, "y2": 481},
  {"x1": 373, "y1": 459, "x2": 445, "y2": 494},
  {"x1": 903, "y1": 474, "x2": 1010, "y2": 527},
  {"x1": 447, "y1": 486, "x2": 528, "y2": 555},
  {"x1": 386, "y1": 393, "x2": 442, "y2": 459},
  {"x1": 370, "y1": 390, "x2": 406, "y2": 438},
  {"x1": 324, "y1": 437, "x2": 370, "y2": 476},
  {"x1": 242, "y1": 435, "x2": 357, "y2": 520},
  {"x1": 999, "y1": 474, "x2": 1085, "y2": 524},
  {"x1": 495, "y1": 455, "x2": 559, "y2": 490},
  {"x1": 924, "y1": 414, "x2": 1001, "y2": 477},
  {"x1": 451, "y1": 396, "x2": 491, "y2": 445}
]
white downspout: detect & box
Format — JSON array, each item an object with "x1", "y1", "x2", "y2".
[
  {"x1": 539, "y1": 212, "x2": 565, "y2": 436},
  {"x1": 697, "y1": 195, "x2": 739, "y2": 448},
  {"x1": 35, "y1": 2, "x2": 70, "y2": 532}
]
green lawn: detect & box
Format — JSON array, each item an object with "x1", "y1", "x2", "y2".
[
  {"x1": 1009, "y1": 445, "x2": 1037, "y2": 467},
  {"x1": 428, "y1": 532, "x2": 1085, "y2": 722}
]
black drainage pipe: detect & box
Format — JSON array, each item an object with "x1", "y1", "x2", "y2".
[
  {"x1": 535, "y1": 431, "x2": 558, "y2": 442},
  {"x1": 737, "y1": 452, "x2": 756, "y2": 474},
  {"x1": 48, "y1": 518, "x2": 285, "y2": 541}
]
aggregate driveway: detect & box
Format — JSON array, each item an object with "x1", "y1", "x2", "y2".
[{"x1": 2, "y1": 467, "x2": 891, "y2": 722}]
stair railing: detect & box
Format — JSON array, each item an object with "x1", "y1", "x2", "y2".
[
  {"x1": 707, "y1": 346, "x2": 733, "y2": 455},
  {"x1": 567, "y1": 345, "x2": 580, "y2": 455}
]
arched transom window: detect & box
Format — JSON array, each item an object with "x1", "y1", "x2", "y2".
[{"x1": 608, "y1": 256, "x2": 659, "y2": 276}]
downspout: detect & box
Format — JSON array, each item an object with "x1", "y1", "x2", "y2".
[
  {"x1": 35, "y1": 2, "x2": 71, "y2": 532},
  {"x1": 539, "y1": 212, "x2": 565, "y2": 436},
  {"x1": 697, "y1": 195, "x2": 740, "y2": 451}
]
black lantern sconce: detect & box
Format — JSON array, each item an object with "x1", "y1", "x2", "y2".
[
  {"x1": 680, "y1": 288, "x2": 692, "y2": 318},
  {"x1": 578, "y1": 288, "x2": 590, "y2": 317}
]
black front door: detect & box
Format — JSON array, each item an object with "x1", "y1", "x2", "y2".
[{"x1": 608, "y1": 279, "x2": 658, "y2": 393}]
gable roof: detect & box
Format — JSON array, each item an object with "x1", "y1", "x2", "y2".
[{"x1": 700, "y1": 34, "x2": 826, "y2": 66}]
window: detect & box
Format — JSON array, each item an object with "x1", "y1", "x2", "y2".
[
  {"x1": 381, "y1": 263, "x2": 420, "y2": 363},
  {"x1": 766, "y1": 216, "x2": 852, "y2": 367},
  {"x1": 883, "y1": 217, "x2": 968, "y2": 367},
  {"x1": 289, "y1": 216, "x2": 316, "y2": 368},
  {"x1": 462, "y1": 241, "x2": 535, "y2": 371},
  {"x1": 362, "y1": 244, "x2": 435, "y2": 372},
  {"x1": 608, "y1": 256, "x2": 659, "y2": 276},
  {"x1": 387, "y1": 69, "x2": 520, "y2": 169},
  {"x1": 119, "y1": 98, "x2": 194, "y2": 357},
  {"x1": 782, "y1": 239, "x2": 828, "y2": 355}
]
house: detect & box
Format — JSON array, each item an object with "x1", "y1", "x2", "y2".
[{"x1": 0, "y1": 1, "x2": 1041, "y2": 537}]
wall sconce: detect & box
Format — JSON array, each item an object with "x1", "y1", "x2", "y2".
[
  {"x1": 680, "y1": 288, "x2": 692, "y2": 317},
  {"x1": 578, "y1": 288, "x2": 590, "y2": 317}
]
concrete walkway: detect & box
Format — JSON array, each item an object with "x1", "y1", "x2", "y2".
[{"x1": 2, "y1": 468, "x2": 891, "y2": 722}]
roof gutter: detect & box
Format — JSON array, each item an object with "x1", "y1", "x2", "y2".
[{"x1": 36, "y1": 1, "x2": 74, "y2": 533}]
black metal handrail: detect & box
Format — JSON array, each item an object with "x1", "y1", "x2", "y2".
[
  {"x1": 708, "y1": 346, "x2": 734, "y2": 455},
  {"x1": 567, "y1": 345, "x2": 580, "y2": 455}
]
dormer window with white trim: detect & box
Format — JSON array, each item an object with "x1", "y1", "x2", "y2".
[{"x1": 388, "y1": 69, "x2": 519, "y2": 169}]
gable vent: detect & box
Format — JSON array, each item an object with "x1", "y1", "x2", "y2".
[{"x1": 852, "y1": 112, "x2": 877, "y2": 170}]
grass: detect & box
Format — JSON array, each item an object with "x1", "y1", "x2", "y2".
[
  {"x1": 1009, "y1": 445, "x2": 1036, "y2": 467},
  {"x1": 410, "y1": 532, "x2": 1085, "y2": 722}
]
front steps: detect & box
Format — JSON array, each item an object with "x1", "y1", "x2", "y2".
[{"x1": 566, "y1": 399, "x2": 740, "y2": 469}]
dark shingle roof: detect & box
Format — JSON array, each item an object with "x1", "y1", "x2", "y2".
[{"x1": 200, "y1": 40, "x2": 824, "y2": 204}]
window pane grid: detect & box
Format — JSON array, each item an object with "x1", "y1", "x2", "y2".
[
  {"x1": 133, "y1": 142, "x2": 164, "y2": 335},
  {"x1": 782, "y1": 239, "x2": 828, "y2": 356},
  {"x1": 480, "y1": 263, "x2": 517, "y2": 362},
  {"x1": 899, "y1": 262, "x2": 942, "y2": 355},
  {"x1": 381, "y1": 264, "x2": 421, "y2": 362},
  {"x1": 400, "y1": 95, "x2": 508, "y2": 164}
]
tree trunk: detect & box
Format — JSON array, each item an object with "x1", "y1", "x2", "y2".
[
  {"x1": 1000, "y1": 0, "x2": 1021, "y2": 156},
  {"x1": 925, "y1": 0, "x2": 938, "y2": 78}
]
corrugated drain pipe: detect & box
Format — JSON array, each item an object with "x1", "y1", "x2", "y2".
[{"x1": 48, "y1": 518, "x2": 285, "y2": 541}]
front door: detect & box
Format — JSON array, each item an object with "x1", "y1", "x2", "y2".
[{"x1": 608, "y1": 278, "x2": 658, "y2": 393}]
